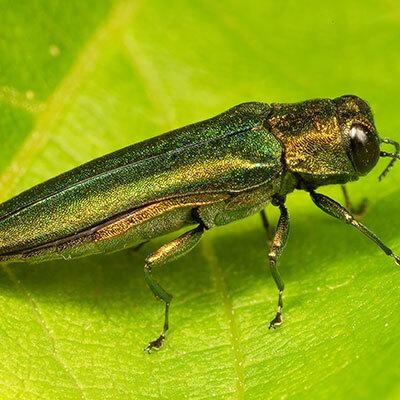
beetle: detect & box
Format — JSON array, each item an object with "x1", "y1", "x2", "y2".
[{"x1": 0, "y1": 95, "x2": 398, "y2": 352}]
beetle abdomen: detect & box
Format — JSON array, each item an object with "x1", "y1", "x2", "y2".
[{"x1": 0, "y1": 193, "x2": 229, "y2": 263}]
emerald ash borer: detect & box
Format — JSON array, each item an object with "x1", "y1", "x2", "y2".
[{"x1": 0, "y1": 95, "x2": 399, "y2": 352}]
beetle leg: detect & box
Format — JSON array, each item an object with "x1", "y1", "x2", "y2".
[
  {"x1": 341, "y1": 185, "x2": 368, "y2": 217},
  {"x1": 268, "y1": 201, "x2": 290, "y2": 329},
  {"x1": 128, "y1": 241, "x2": 149, "y2": 254},
  {"x1": 144, "y1": 225, "x2": 204, "y2": 353},
  {"x1": 260, "y1": 209, "x2": 274, "y2": 242},
  {"x1": 310, "y1": 190, "x2": 400, "y2": 266}
]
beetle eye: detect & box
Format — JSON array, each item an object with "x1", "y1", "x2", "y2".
[
  {"x1": 350, "y1": 125, "x2": 368, "y2": 143},
  {"x1": 349, "y1": 124, "x2": 380, "y2": 175}
]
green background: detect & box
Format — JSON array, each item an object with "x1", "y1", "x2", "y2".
[{"x1": 0, "y1": 1, "x2": 399, "y2": 399}]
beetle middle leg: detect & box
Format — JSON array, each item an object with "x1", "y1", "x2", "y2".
[
  {"x1": 144, "y1": 224, "x2": 204, "y2": 353},
  {"x1": 268, "y1": 198, "x2": 290, "y2": 329},
  {"x1": 341, "y1": 185, "x2": 368, "y2": 217}
]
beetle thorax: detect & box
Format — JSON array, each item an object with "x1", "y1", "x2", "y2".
[{"x1": 266, "y1": 99, "x2": 357, "y2": 187}]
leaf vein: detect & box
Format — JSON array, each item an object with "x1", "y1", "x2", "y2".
[
  {"x1": 1, "y1": 265, "x2": 88, "y2": 399},
  {"x1": 202, "y1": 240, "x2": 245, "y2": 399},
  {"x1": 122, "y1": 34, "x2": 176, "y2": 127}
]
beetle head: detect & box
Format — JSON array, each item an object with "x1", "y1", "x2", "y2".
[
  {"x1": 334, "y1": 95, "x2": 380, "y2": 177},
  {"x1": 268, "y1": 95, "x2": 397, "y2": 188},
  {"x1": 334, "y1": 95, "x2": 400, "y2": 182}
]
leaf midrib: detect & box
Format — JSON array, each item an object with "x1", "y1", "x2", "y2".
[{"x1": 0, "y1": 0, "x2": 139, "y2": 202}]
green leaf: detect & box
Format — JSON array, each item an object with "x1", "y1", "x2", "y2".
[{"x1": 0, "y1": 1, "x2": 399, "y2": 398}]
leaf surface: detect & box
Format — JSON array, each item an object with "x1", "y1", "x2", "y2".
[{"x1": 0, "y1": 1, "x2": 399, "y2": 399}]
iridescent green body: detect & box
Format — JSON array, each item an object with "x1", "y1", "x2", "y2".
[
  {"x1": 0, "y1": 102, "x2": 282, "y2": 262},
  {"x1": 1, "y1": 95, "x2": 398, "y2": 352}
]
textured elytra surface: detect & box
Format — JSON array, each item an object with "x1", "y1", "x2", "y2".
[{"x1": 0, "y1": 1, "x2": 399, "y2": 399}]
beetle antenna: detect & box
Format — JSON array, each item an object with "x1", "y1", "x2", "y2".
[{"x1": 379, "y1": 138, "x2": 400, "y2": 181}]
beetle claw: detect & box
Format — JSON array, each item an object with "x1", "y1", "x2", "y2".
[
  {"x1": 145, "y1": 333, "x2": 165, "y2": 353},
  {"x1": 268, "y1": 312, "x2": 283, "y2": 329}
]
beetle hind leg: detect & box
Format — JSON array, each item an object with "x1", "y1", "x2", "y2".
[
  {"x1": 268, "y1": 199, "x2": 290, "y2": 329},
  {"x1": 144, "y1": 225, "x2": 204, "y2": 353}
]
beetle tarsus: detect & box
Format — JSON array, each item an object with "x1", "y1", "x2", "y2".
[
  {"x1": 145, "y1": 333, "x2": 165, "y2": 353},
  {"x1": 145, "y1": 303, "x2": 169, "y2": 354},
  {"x1": 268, "y1": 310, "x2": 283, "y2": 329},
  {"x1": 394, "y1": 254, "x2": 400, "y2": 266}
]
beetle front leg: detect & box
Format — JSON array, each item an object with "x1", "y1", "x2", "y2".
[
  {"x1": 144, "y1": 225, "x2": 204, "y2": 353},
  {"x1": 341, "y1": 185, "x2": 368, "y2": 217},
  {"x1": 268, "y1": 200, "x2": 290, "y2": 329},
  {"x1": 310, "y1": 190, "x2": 400, "y2": 266}
]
